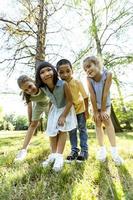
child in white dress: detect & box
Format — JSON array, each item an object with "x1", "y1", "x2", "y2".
[{"x1": 36, "y1": 61, "x2": 77, "y2": 171}]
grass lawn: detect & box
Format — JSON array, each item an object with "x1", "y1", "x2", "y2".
[{"x1": 0, "y1": 130, "x2": 133, "y2": 200}]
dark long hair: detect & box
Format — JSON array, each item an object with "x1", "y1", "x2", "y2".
[{"x1": 35, "y1": 61, "x2": 58, "y2": 88}]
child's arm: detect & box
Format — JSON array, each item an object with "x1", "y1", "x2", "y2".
[
  {"x1": 86, "y1": 78, "x2": 97, "y2": 113},
  {"x1": 101, "y1": 72, "x2": 112, "y2": 111},
  {"x1": 78, "y1": 80, "x2": 89, "y2": 119},
  {"x1": 58, "y1": 82, "x2": 73, "y2": 126},
  {"x1": 15, "y1": 103, "x2": 39, "y2": 161},
  {"x1": 86, "y1": 78, "x2": 100, "y2": 121},
  {"x1": 27, "y1": 102, "x2": 32, "y2": 125},
  {"x1": 22, "y1": 101, "x2": 39, "y2": 149},
  {"x1": 22, "y1": 120, "x2": 39, "y2": 149},
  {"x1": 100, "y1": 72, "x2": 112, "y2": 120},
  {"x1": 84, "y1": 98, "x2": 89, "y2": 119}
]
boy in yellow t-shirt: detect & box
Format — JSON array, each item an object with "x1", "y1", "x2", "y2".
[{"x1": 56, "y1": 59, "x2": 89, "y2": 162}]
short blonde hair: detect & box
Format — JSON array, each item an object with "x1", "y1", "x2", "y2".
[{"x1": 83, "y1": 56, "x2": 102, "y2": 70}]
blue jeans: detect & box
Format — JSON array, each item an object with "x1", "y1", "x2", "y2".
[{"x1": 69, "y1": 112, "x2": 88, "y2": 153}]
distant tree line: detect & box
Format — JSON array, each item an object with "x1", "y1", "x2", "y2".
[
  {"x1": 0, "y1": 98, "x2": 133, "y2": 131},
  {"x1": 0, "y1": 112, "x2": 28, "y2": 131}
]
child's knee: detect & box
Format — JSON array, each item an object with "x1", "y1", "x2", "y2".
[
  {"x1": 95, "y1": 120, "x2": 102, "y2": 127},
  {"x1": 103, "y1": 118, "x2": 111, "y2": 126}
]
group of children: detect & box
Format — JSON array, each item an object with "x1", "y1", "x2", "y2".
[{"x1": 15, "y1": 56, "x2": 124, "y2": 172}]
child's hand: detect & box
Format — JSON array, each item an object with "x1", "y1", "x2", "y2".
[
  {"x1": 93, "y1": 111, "x2": 100, "y2": 122},
  {"x1": 58, "y1": 115, "x2": 66, "y2": 126},
  {"x1": 100, "y1": 111, "x2": 109, "y2": 121}
]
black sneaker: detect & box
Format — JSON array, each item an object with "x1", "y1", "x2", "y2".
[
  {"x1": 66, "y1": 151, "x2": 78, "y2": 163},
  {"x1": 76, "y1": 151, "x2": 88, "y2": 163}
]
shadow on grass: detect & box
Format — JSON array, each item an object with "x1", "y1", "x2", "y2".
[
  {"x1": 117, "y1": 165, "x2": 133, "y2": 199},
  {"x1": 0, "y1": 149, "x2": 85, "y2": 200},
  {"x1": 97, "y1": 160, "x2": 120, "y2": 200}
]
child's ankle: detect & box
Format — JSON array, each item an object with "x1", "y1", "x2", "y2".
[
  {"x1": 110, "y1": 146, "x2": 118, "y2": 156},
  {"x1": 56, "y1": 153, "x2": 63, "y2": 158},
  {"x1": 99, "y1": 146, "x2": 106, "y2": 150}
]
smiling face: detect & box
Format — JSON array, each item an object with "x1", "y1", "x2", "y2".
[
  {"x1": 57, "y1": 64, "x2": 73, "y2": 82},
  {"x1": 21, "y1": 81, "x2": 38, "y2": 95},
  {"x1": 83, "y1": 60, "x2": 100, "y2": 78},
  {"x1": 39, "y1": 67, "x2": 54, "y2": 85}
]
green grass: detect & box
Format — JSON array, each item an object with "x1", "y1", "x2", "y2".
[{"x1": 0, "y1": 130, "x2": 133, "y2": 200}]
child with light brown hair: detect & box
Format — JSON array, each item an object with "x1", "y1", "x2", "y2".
[
  {"x1": 15, "y1": 75, "x2": 49, "y2": 161},
  {"x1": 83, "y1": 56, "x2": 123, "y2": 165}
]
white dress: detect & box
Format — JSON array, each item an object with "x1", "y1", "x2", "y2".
[{"x1": 46, "y1": 104, "x2": 77, "y2": 137}]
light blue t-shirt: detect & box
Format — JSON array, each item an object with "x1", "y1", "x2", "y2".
[
  {"x1": 41, "y1": 79, "x2": 66, "y2": 108},
  {"x1": 88, "y1": 68, "x2": 111, "y2": 109}
]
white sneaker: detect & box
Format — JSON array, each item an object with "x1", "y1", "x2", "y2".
[
  {"x1": 112, "y1": 155, "x2": 124, "y2": 166},
  {"x1": 96, "y1": 146, "x2": 107, "y2": 162},
  {"x1": 110, "y1": 147, "x2": 124, "y2": 166},
  {"x1": 52, "y1": 154, "x2": 64, "y2": 172},
  {"x1": 42, "y1": 153, "x2": 56, "y2": 167},
  {"x1": 15, "y1": 149, "x2": 27, "y2": 161}
]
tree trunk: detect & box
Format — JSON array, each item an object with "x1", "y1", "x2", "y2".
[
  {"x1": 111, "y1": 104, "x2": 122, "y2": 132},
  {"x1": 90, "y1": 4, "x2": 102, "y2": 56},
  {"x1": 35, "y1": 0, "x2": 47, "y2": 69},
  {"x1": 34, "y1": 0, "x2": 47, "y2": 134}
]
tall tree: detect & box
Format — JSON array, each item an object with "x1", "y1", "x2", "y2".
[
  {"x1": 0, "y1": 0, "x2": 65, "y2": 75},
  {"x1": 35, "y1": 0, "x2": 47, "y2": 68},
  {"x1": 0, "y1": 0, "x2": 65, "y2": 133}
]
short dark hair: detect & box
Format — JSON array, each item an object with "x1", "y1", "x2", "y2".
[
  {"x1": 56, "y1": 59, "x2": 72, "y2": 71},
  {"x1": 35, "y1": 61, "x2": 58, "y2": 88}
]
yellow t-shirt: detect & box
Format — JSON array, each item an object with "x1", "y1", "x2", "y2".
[{"x1": 68, "y1": 78, "x2": 88, "y2": 114}]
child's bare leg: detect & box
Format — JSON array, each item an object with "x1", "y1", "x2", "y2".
[
  {"x1": 52, "y1": 132, "x2": 67, "y2": 172},
  {"x1": 103, "y1": 118, "x2": 124, "y2": 165},
  {"x1": 56, "y1": 131, "x2": 67, "y2": 154},
  {"x1": 95, "y1": 119, "x2": 107, "y2": 161},
  {"x1": 95, "y1": 119, "x2": 104, "y2": 146},
  {"x1": 103, "y1": 118, "x2": 116, "y2": 146},
  {"x1": 49, "y1": 136, "x2": 58, "y2": 153},
  {"x1": 42, "y1": 136, "x2": 58, "y2": 167}
]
